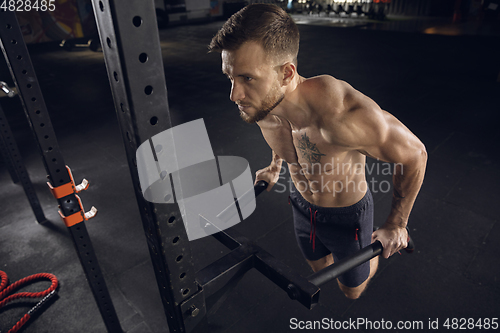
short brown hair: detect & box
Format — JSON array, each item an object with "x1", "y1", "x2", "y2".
[{"x1": 208, "y1": 4, "x2": 300, "y2": 65}]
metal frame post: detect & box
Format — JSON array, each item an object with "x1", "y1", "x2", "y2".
[
  {"x1": 90, "y1": 0, "x2": 207, "y2": 331},
  {"x1": 0, "y1": 102, "x2": 46, "y2": 223},
  {"x1": 0, "y1": 115, "x2": 20, "y2": 184},
  {"x1": 0, "y1": 11, "x2": 123, "y2": 332}
]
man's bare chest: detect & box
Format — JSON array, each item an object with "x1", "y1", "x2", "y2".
[{"x1": 260, "y1": 120, "x2": 349, "y2": 173}]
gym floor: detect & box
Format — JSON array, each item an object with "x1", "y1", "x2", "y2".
[{"x1": 1, "y1": 13, "x2": 500, "y2": 333}]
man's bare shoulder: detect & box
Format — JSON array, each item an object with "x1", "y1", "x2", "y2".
[
  {"x1": 298, "y1": 75, "x2": 372, "y2": 117},
  {"x1": 299, "y1": 75, "x2": 345, "y2": 109},
  {"x1": 298, "y1": 75, "x2": 387, "y2": 147},
  {"x1": 300, "y1": 74, "x2": 344, "y2": 89}
]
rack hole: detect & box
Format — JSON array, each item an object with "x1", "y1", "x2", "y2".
[
  {"x1": 106, "y1": 37, "x2": 111, "y2": 48},
  {"x1": 11, "y1": 40, "x2": 17, "y2": 45},
  {"x1": 6, "y1": 24, "x2": 12, "y2": 29},
  {"x1": 113, "y1": 71, "x2": 118, "y2": 82},
  {"x1": 172, "y1": 236, "x2": 179, "y2": 244},
  {"x1": 179, "y1": 272, "x2": 186, "y2": 279},
  {"x1": 164, "y1": 194, "x2": 172, "y2": 202},
  {"x1": 139, "y1": 53, "x2": 148, "y2": 63},
  {"x1": 31, "y1": 97, "x2": 36, "y2": 102},
  {"x1": 22, "y1": 70, "x2": 27, "y2": 74},
  {"x1": 182, "y1": 288, "x2": 190, "y2": 296},
  {"x1": 35, "y1": 110, "x2": 40, "y2": 114},
  {"x1": 176, "y1": 255, "x2": 183, "y2": 262},
  {"x1": 99, "y1": 0, "x2": 104, "y2": 11},
  {"x1": 150, "y1": 116, "x2": 158, "y2": 125},
  {"x1": 17, "y1": 55, "x2": 22, "y2": 60},
  {"x1": 168, "y1": 216, "x2": 175, "y2": 224},
  {"x1": 40, "y1": 123, "x2": 45, "y2": 127},
  {"x1": 144, "y1": 85, "x2": 153, "y2": 95},
  {"x1": 132, "y1": 16, "x2": 142, "y2": 27}
]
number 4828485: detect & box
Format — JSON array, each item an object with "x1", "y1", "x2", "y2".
[
  {"x1": 443, "y1": 318, "x2": 498, "y2": 330},
  {"x1": 1, "y1": 0, "x2": 56, "y2": 11}
]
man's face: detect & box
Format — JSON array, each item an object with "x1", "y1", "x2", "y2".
[{"x1": 221, "y1": 41, "x2": 284, "y2": 124}]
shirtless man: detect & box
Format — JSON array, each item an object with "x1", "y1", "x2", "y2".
[{"x1": 209, "y1": 4, "x2": 427, "y2": 299}]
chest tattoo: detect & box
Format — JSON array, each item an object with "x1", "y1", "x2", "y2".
[{"x1": 297, "y1": 132, "x2": 326, "y2": 164}]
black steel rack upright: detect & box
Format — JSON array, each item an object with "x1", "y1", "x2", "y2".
[
  {"x1": 0, "y1": 100, "x2": 46, "y2": 223},
  {"x1": 90, "y1": 0, "x2": 207, "y2": 332},
  {"x1": 0, "y1": 10, "x2": 123, "y2": 333}
]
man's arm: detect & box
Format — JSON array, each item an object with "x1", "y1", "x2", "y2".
[
  {"x1": 341, "y1": 90, "x2": 427, "y2": 258},
  {"x1": 255, "y1": 150, "x2": 283, "y2": 191}
]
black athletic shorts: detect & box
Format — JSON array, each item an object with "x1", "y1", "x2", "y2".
[{"x1": 289, "y1": 183, "x2": 374, "y2": 288}]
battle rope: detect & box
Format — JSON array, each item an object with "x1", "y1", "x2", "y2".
[{"x1": 0, "y1": 270, "x2": 58, "y2": 333}]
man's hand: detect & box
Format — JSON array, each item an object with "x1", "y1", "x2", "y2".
[
  {"x1": 255, "y1": 165, "x2": 281, "y2": 192},
  {"x1": 372, "y1": 224, "x2": 408, "y2": 259},
  {"x1": 255, "y1": 150, "x2": 282, "y2": 191}
]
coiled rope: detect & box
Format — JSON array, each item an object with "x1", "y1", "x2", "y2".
[{"x1": 0, "y1": 270, "x2": 58, "y2": 333}]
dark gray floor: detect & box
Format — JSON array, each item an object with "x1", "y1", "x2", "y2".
[{"x1": 1, "y1": 14, "x2": 500, "y2": 333}]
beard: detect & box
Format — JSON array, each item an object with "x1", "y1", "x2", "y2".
[{"x1": 239, "y1": 84, "x2": 284, "y2": 124}]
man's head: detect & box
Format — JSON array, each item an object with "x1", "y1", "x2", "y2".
[
  {"x1": 209, "y1": 4, "x2": 300, "y2": 66},
  {"x1": 209, "y1": 4, "x2": 300, "y2": 123}
]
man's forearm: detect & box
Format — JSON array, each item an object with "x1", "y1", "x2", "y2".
[
  {"x1": 270, "y1": 150, "x2": 283, "y2": 171},
  {"x1": 387, "y1": 149, "x2": 427, "y2": 228}
]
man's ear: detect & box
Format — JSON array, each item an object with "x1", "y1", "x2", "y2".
[{"x1": 281, "y1": 62, "x2": 296, "y2": 86}]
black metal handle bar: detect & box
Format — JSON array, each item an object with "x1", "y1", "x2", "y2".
[
  {"x1": 253, "y1": 180, "x2": 269, "y2": 196},
  {"x1": 289, "y1": 233, "x2": 415, "y2": 300},
  {"x1": 307, "y1": 241, "x2": 383, "y2": 288}
]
